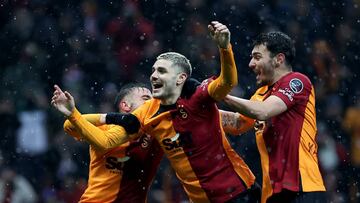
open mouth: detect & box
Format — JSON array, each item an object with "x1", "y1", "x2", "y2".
[
  {"x1": 254, "y1": 70, "x2": 261, "y2": 80},
  {"x1": 152, "y1": 83, "x2": 163, "y2": 91}
]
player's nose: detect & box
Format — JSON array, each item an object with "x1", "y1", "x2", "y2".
[
  {"x1": 150, "y1": 71, "x2": 158, "y2": 81},
  {"x1": 249, "y1": 59, "x2": 256, "y2": 70}
]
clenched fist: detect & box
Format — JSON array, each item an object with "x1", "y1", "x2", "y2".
[{"x1": 208, "y1": 21, "x2": 231, "y2": 49}]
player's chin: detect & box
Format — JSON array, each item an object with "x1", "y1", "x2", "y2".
[
  {"x1": 256, "y1": 79, "x2": 265, "y2": 87},
  {"x1": 152, "y1": 90, "x2": 162, "y2": 99}
]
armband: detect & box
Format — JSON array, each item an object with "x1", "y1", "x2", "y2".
[{"x1": 106, "y1": 113, "x2": 140, "y2": 134}]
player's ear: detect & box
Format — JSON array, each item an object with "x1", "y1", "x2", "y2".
[
  {"x1": 120, "y1": 101, "x2": 131, "y2": 113},
  {"x1": 176, "y1": 73, "x2": 188, "y2": 86},
  {"x1": 275, "y1": 53, "x2": 285, "y2": 67}
]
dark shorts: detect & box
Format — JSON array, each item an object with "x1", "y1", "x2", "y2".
[
  {"x1": 266, "y1": 189, "x2": 327, "y2": 203},
  {"x1": 226, "y1": 183, "x2": 261, "y2": 203}
]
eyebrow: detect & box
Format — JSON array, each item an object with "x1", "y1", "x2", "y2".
[
  {"x1": 251, "y1": 52, "x2": 262, "y2": 57},
  {"x1": 142, "y1": 95, "x2": 152, "y2": 100},
  {"x1": 152, "y1": 66, "x2": 167, "y2": 70}
]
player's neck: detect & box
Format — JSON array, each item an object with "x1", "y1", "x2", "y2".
[
  {"x1": 271, "y1": 67, "x2": 292, "y2": 85},
  {"x1": 161, "y1": 88, "x2": 182, "y2": 105}
]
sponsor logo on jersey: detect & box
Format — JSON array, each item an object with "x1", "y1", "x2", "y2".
[
  {"x1": 105, "y1": 156, "x2": 130, "y2": 172},
  {"x1": 278, "y1": 88, "x2": 294, "y2": 101},
  {"x1": 289, "y1": 78, "x2": 303, "y2": 93},
  {"x1": 200, "y1": 79, "x2": 209, "y2": 91},
  {"x1": 161, "y1": 132, "x2": 192, "y2": 151},
  {"x1": 140, "y1": 134, "x2": 151, "y2": 148}
]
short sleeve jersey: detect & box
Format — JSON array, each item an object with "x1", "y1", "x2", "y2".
[{"x1": 253, "y1": 72, "x2": 325, "y2": 202}]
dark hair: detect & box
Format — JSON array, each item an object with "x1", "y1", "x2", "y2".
[
  {"x1": 156, "y1": 52, "x2": 192, "y2": 77},
  {"x1": 113, "y1": 82, "x2": 148, "y2": 109},
  {"x1": 253, "y1": 31, "x2": 296, "y2": 67}
]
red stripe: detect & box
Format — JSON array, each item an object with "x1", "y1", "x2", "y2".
[
  {"x1": 172, "y1": 102, "x2": 246, "y2": 202},
  {"x1": 265, "y1": 72, "x2": 311, "y2": 193},
  {"x1": 115, "y1": 137, "x2": 163, "y2": 202}
]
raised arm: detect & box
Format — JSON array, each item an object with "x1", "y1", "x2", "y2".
[
  {"x1": 67, "y1": 108, "x2": 133, "y2": 150},
  {"x1": 207, "y1": 21, "x2": 238, "y2": 101},
  {"x1": 63, "y1": 114, "x2": 104, "y2": 140},
  {"x1": 51, "y1": 85, "x2": 138, "y2": 150},
  {"x1": 220, "y1": 110, "x2": 255, "y2": 135}
]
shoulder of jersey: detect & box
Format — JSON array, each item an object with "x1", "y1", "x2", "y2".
[{"x1": 287, "y1": 72, "x2": 311, "y2": 94}]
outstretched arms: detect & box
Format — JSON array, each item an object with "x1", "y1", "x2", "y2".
[
  {"x1": 207, "y1": 21, "x2": 238, "y2": 101},
  {"x1": 51, "y1": 85, "x2": 139, "y2": 150},
  {"x1": 224, "y1": 95, "x2": 287, "y2": 121},
  {"x1": 66, "y1": 108, "x2": 132, "y2": 150},
  {"x1": 63, "y1": 113, "x2": 105, "y2": 140}
]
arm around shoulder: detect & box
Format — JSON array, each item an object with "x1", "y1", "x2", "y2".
[
  {"x1": 68, "y1": 108, "x2": 136, "y2": 150},
  {"x1": 224, "y1": 95, "x2": 287, "y2": 121}
]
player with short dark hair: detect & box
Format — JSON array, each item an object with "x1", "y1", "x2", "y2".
[
  {"x1": 223, "y1": 31, "x2": 326, "y2": 203},
  {"x1": 61, "y1": 83, "x2": 163, "y2": 203}
]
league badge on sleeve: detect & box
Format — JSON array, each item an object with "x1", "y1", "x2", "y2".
[{"x1": 289, "y1": 78, "x2": 303, "y2": 94}]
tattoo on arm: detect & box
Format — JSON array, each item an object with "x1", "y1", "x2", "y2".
[{"x1": 221, "y1": 111, "x2": 240, "y2": 130}]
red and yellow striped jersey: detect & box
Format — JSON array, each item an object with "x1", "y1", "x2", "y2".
[
  {"x1": 66, "y1": 46, "x2": 255, "y2": 202},
  {"x1": 64, "y1": 120, "x2": 163, "y2": 203},
  {"x1": 132, "y1": 78, "x2": 255, "y2": 203},
  {"x1": 251, "y1": 72, "x2": 325, "y2": 203}
]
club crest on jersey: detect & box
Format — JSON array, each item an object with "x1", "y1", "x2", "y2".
[
  {"x1": 179, "y1": 108, "x2": 188, "y2": 119},
  {"x1": 289, "y1": 78, "x2": 303, "y2": 93},
  {"x1": 177, "y1": 105, "x2": 188, "y2": 119}
]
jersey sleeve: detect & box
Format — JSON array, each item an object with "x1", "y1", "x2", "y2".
[
  {"x1": 225, "y1": 89, "x2": 265, "y2": 135},
  {"x1": 67, "y1": 108, "x2": 133, "y2": 150},
  {"x1": 238, "y1": 114, "x2": 255, "y2": 134},
  {"x1": 63, "y1": 115, "x2": 110, "y2": 141},
  {"x1": 272, "y1": 73, "x2": 312, "y2": 109},
  {"x1": 131, "y1": 99, "x2": 150, "y2": 125},
  {"x1": 221, "y1": 110, "x2": 255, "y2": 135},
  {"x1": 207, "y1": 44, "x2": 238, "y2": 101},
  {"x1": 223, "y1": 87, "x2": 267, "y2": 135}
]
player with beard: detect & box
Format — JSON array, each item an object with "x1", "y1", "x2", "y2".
[
  {"x1": 52, "y1": 21, "x2": 258, "y2": 202},
  {"x1": 223, "y1": 31, "x2": 326, "y2": 203},
  {"x1": 58, "y1": 83, "x2": 163, "y2": 203}
]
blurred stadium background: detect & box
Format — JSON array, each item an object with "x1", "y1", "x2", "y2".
[{"x1": 0, "y1": 0, "x2": 359, "y2": 202}]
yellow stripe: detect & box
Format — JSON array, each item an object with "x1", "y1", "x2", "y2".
[
  {"x1": 80, "y1": 147, "x2": 122, "y2": 203},
  {"x1": 256, "y1": 132, "x2": 273, "y2": 203},
  {"x1": 221, "y1": 130, "x2": 255, "y2": 188},
  {"x1": 141, "y1": 101, "x2": 209, "y2": 202},
  {"x1": 299, "y1": 87, "x2": 326, "y2": 192},
  {"x1": 251, "y1": 86, "x2": 273, "y2": 203},
  {"x1": 164, "y1": 124, "x2": 209, "y2": 202}
]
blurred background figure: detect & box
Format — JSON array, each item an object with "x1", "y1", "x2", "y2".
[{"x1": 0, "y1": 167, "x2": 37, "y2": 203}]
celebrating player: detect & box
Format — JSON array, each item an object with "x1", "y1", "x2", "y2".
[
  {"x1": 223, "y1": 31, "x2": 326, "y2": 203},
  {"x1": 52, "y1": 21, "x2": 258, "y2": 202},
  {"x1": 55, "y1": 83, "x2": 163, "y2": 203}
]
